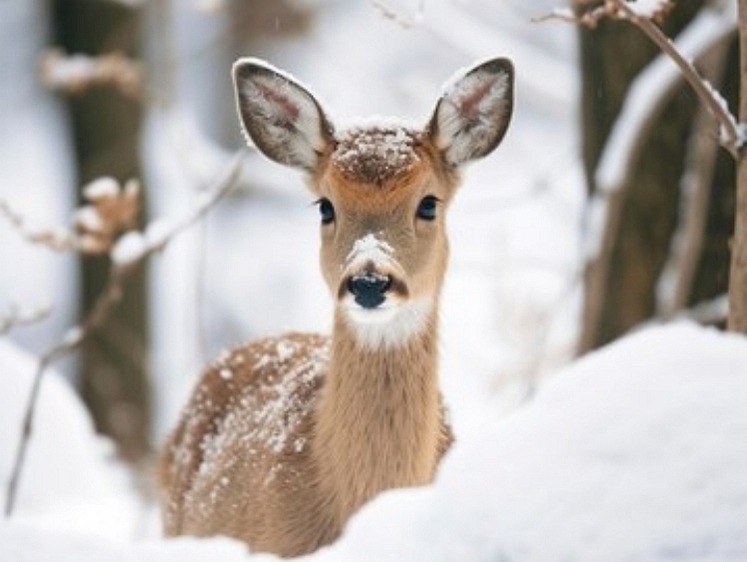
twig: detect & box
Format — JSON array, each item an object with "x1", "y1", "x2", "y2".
[
  {"x1": 3, "y1": 152, "x2": 243, "y2": 517},
  {"x1": 371, "y1": 0, "x2": 425, "y2": 29},
  {"x1": 613, "y1": 0, "x2": 740, "y2": 157},
  {"x1": 0, "y1": 304, "x2": 52, "y2": 336},
  {"x1": 542, "y1": 0, "x2": 740, "y2": 157},
  {"x1": 0, "y1": 199, "x2": 75, "y2": 252}
]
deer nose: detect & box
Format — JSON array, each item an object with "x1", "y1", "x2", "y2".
[{"x1": 347, "y1": 272, "x2": 392, "y2": 309}]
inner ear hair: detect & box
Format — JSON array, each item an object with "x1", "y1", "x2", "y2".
[
  {"x1": 428, "y1": 57, "x2": 514, "y2": 167},
  {"x1": 232, "y1": 58, "x2": 334, "y2": 170}
]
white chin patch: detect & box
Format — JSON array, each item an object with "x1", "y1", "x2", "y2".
[{"x1": 343, "y1": 298, "x2": 433, "y2": 350}]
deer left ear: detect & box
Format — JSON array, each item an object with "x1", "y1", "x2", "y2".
[
  {"x1": 428, "y1": 57, "x2": 514, "y2": 167},
  {"x1": 232, "y1": 58, "x2": 334, "y2": 171}
]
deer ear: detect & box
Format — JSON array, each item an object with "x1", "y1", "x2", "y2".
[
  {"x1": 428, "y1": 57, "x2": 514, "y2": 167},
  {"x1": 232, "y1": 58, "x2": 334, "y2": 170}
]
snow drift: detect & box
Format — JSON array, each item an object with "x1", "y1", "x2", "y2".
[{"x1": 1, "y1": 321, "x2": 746, "y2": 561}]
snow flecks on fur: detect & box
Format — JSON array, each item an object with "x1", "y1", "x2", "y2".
[
  {"x1": 171, "y1": 333, "x2": 330, "y2": 520},
  {"x1": 332, "y1": 125, "x2": 420, "y2": 185}
]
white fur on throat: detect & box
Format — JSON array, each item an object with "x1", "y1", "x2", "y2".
[{"x1": 342, "y1": 297, "x2": 433, "y2": 350}]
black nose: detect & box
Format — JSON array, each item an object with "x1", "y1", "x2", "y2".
[{"x1": 347, "y1": 272, "x2": 392, "y2": 309}]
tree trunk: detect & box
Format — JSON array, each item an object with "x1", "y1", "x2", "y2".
[
  {"x1": 578, "y1": 0, "x2": 737, "y2": 352},
  {"x1": 728, "y1": 0, "x2": 747, "y2": 332},
  {"x1": 54, "y1": 0, "x2": 150, "y2": 461}
]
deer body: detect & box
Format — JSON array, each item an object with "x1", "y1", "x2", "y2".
[{"x1": 159, "y1": 57, "x2": 514, "y2": 557}]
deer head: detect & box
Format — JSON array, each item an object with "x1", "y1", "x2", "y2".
[{"x1": 233, "y1": 58, "x2": 514, "y2": 349}]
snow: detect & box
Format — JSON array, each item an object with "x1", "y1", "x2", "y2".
[
  {"x1": 345, "y1": 233, "x2": 395, "y2": 269},
  {"x1": 83, "y1": 177, "x2": 121, "y2": 202},
  {"x1": 311, "y1": 322, "x2": 747, "y2": 562},
  {"x1": 0, "y1": 339, "x2": 139, "y2": 539},
  {"x1": 332, "y1": 126, "x2": 419, "y2": 182},
  {"x1": 110, "y1": 232, "x2": 148, "y2": 266},
  {"x1": 2, "y1": 322, "x2": 746, "y2": 560},
  {"x1": 6, "y1": 0, "x2": 744, "y2": 559},
  {"x1": 626, "y1": 0, "x2": 671, "y2": 18}
]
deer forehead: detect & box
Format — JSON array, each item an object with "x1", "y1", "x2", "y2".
[{"x1": 317, "y1": 126, "x2": 453, "y2": 213}]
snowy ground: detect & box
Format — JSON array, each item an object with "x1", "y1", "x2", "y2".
[{"x1": 2, "y1": 321, "x2": 746, "y2": 561}]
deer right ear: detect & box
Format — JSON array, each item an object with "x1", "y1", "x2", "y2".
[{"x1": 232, "y1": 58, "x2": 334, "y2": 171}]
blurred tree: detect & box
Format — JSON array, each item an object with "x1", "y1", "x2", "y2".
[
  {"x1": 729, "y1": 0, "x2": 747, "y2": 331},
  {"x1": 53, "y1": 0, "x2": 150, "y2": 461},
  {"x1": 577, "y1": 0, "x2": 737, "y2": 352}
]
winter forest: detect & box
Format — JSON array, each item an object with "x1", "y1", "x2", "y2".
[{"x1": 1, "y1": 0, "x2": 746, "y2": 560}]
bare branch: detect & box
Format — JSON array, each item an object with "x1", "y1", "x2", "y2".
[{"x1": 3, "y1": 152, "x2": 243, "y2": 517}]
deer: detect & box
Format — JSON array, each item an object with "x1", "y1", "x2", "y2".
[{"x1": 158, "y1": 56, "x2": 514, "y2": 557}]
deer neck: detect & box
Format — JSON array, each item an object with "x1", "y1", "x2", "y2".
[{"x1": 313, "y1": 305, "x2": 443, "y2": 521}]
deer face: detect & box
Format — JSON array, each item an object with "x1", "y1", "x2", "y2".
[{"x1": 233, "y1": 58, "x2": 514, "y2": 348}]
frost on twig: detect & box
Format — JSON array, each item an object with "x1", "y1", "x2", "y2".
[
  {"x1": 3, "y1": 152, "x2": 243, "y2": 518},
  {"x1": 0, "y1": 177, "x2": 140, "y2": 255},
  {"x1": 39, "y1": 48, "x2": 144, "y2": 100}
]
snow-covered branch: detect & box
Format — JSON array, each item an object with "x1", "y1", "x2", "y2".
[
  {"x1": 1, "y1": 177, "x2": 141, "y2": 255},
  {"x1": 39, "y1": 49, "x2": 144, "y2": 101},
  {"x1": 3, "y1": 152, "x2": 243, "y2": 518}
]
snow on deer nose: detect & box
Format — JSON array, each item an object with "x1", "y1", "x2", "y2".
[{"x1": 340, "y1": 233, "x2": 407, "y2": 312}]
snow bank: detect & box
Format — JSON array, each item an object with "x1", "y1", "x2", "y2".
[
  {"x1": 0, "y1": 339, "x2": 139, "y2": 540},
  {"x1": 2, "y1": 322, "x2": 746, "y2": 561},
  {"x1": 311, "y1": 322, "x2": 747, "y2": 562}
]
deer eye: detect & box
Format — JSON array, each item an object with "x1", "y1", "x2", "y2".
[
  {"x1": 317, "y1": 198, "x2": 335, "y2": 225},
  {"x1": 416, "y1": 196, "x2": 440, "y2": 221}
]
